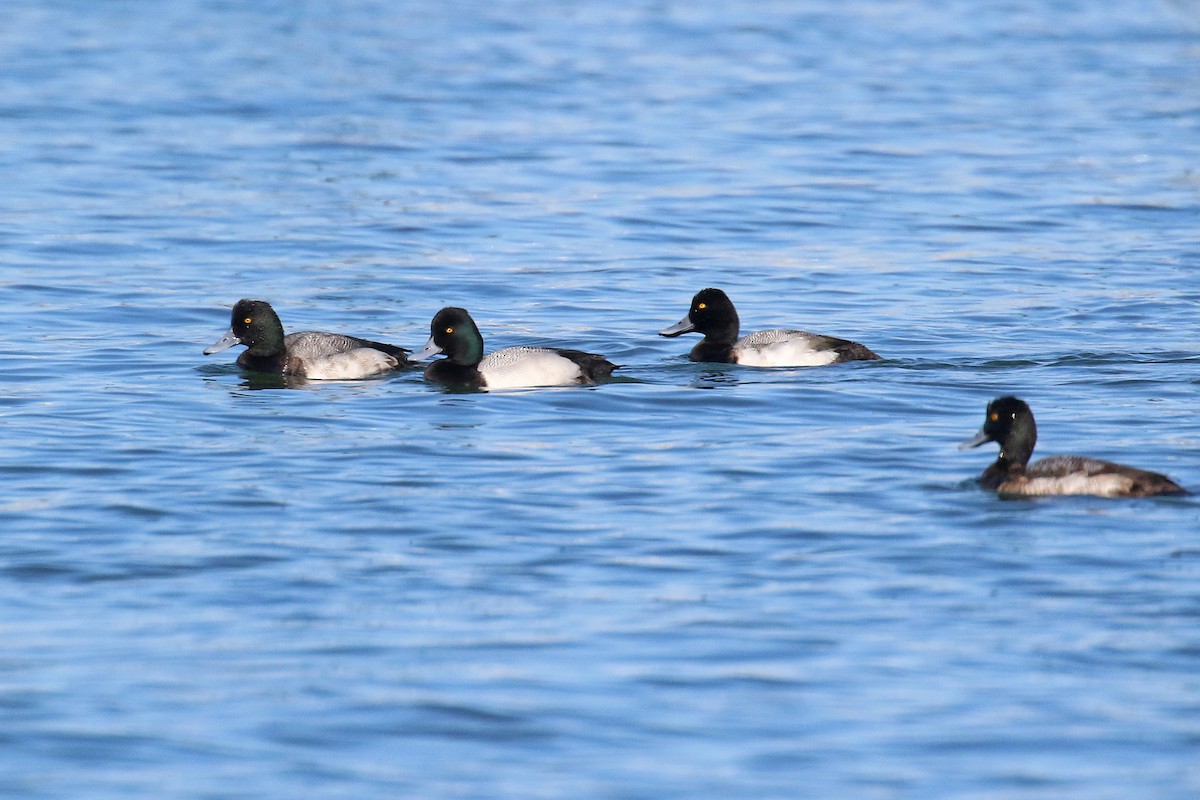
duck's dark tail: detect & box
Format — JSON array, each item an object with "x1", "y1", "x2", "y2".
[
  {"x1": 829, "y1": 337, "x2": 881, "y2": 362},
  {"x1": 358, "y1": 339, "x2": 412, "y2": 365},
  {"x1": 557, "y1": 349, "x2": 619, "y2": 383}
]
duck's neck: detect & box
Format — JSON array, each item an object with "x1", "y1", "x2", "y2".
[
  {"x1": 689, "y1": 339, "x2": 738, "y2": 363},
  {"x1": 981, "y1": 456, "x2": 1024, "y2": 490},
  {"x1": 425, "y1": 360, "x2": 484, "y2": 388},
  {"x1": 1000, "y1": 422, "x2": 1036, "y2": 470},
  {"x1": 237, "y1": 350, "x2": 289, "y2": 375},
  {"x1": 704, "y1": 313, "x2": 740, "y2": 345}
]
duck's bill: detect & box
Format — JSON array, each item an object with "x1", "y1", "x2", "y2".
[
  {"x1": 658, "y1": 317, "x2": 695, "y2": 337},
  {"x1": 409, "y1": 337, "x2": 443, "y2": 362},
  {"x1": 958, "y1": 429, "x2": 991, "y2": 451},
  {"x1": 203, "y1": 329, "x2": 240, "y2": 355}
]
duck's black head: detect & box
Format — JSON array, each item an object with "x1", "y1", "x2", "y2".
[
  {"x1": 204, "y1": 298, "x2": 286, "y2": 357},
  {"x1": 961, "y1": 395, "x2": 1038, "y2": 466},
  {"x1": 659, "y1": 287, "x2": 740, "y2": 343},
  {"x1": 413, "y1": 306, "x2": 485, "y2": 366}
]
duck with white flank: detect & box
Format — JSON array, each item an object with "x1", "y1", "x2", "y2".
[
  {"x1": 412, "y1": 306, "x2": 617, "y2": 390},
  {"x1": 204, "y1": 299, "x2": 408, "y2": 380},
  {"x1": 660, "y1": 288, "x2": 879, "y2": 367}
]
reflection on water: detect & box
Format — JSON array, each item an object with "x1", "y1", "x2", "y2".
[{"x1": 691, "y1": 368, "x2": 742, "y2": 389}]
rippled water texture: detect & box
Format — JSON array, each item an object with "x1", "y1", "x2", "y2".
[{"x1": 2, "y1": 0, "x2": 1200, "y2": 797}]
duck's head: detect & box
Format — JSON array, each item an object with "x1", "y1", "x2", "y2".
[
  {"x1": 204, "y1": 299, "x2": 285, "y2": 356},
  {"x1": 411, "y1": 306, "x2": 484, "y2": 366},
  {"x1": 659, "y1": 287, "x2": 739, "y2": 341},
  {"x1": 960, "y1": 395, "x2": 1037, "y2": 465}
]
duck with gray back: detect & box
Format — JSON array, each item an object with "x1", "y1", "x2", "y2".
[
  {"x1": 204, "y1": 299, "x2": 408, "y2": 380},
  {"x1": 659, "y1": 287, "x2": 880, "y2": 366},
  {"x1": 959, "y1": 396, "x2": 1187, "y2": 498},
  {"x1": 411, "y1": 306, "x2": 617, "y2": 390}
]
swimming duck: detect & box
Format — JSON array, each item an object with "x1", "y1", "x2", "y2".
[
  {"x1": 659, "y1": 288, "x2": 880, "y2": 366},
  {"x1": 412, "y1": 306, "x2": 617, "y2": 390},
  {"x1": 959, "y1": 396, "x2": 1187, "y2": 498},
  {"x1": 204, "y1": 299, "x2": 408, "y2": 380}
]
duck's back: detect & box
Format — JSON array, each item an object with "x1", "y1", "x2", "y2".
[
  {"x1": 1004, "y1": 455, "x2": 1187, "y2": 498},
  {"x1": 285, "y1": 331, "x2": 405, "y2": 359}
]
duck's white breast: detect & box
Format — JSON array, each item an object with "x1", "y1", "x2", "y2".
[
  {"x1": 478, "y1": 347, "x2": 582, "y2": 390},
  {"x1": 733, "y1": 330, "x2": 839, "y2": 368}
]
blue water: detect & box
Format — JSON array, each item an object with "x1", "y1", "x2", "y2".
[{"x1": 3, "y1": 0, "x2": 1200, "y2": 797}]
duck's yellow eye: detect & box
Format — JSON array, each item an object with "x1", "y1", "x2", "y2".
[
  {"x1": 243, "y1": 317, "x2": 253, "y2": 325},
  {"x1": 697, "y1": 302, "x2": 707, "y2": 310},
  {"x1": 445, "y1": 327, "x2": 454, "y2": 334},
  {"x1": 990, "y1": 412, "x2": 999, "y2": 421}
]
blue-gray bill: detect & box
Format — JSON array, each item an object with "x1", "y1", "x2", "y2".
[
  {"x1": 204, "y1": 329, "x2": 240, "y2": 355},
  {"x1": 658, "y1": 317, "x2": 695, "y2": 337},
  {"x1": 958, "y1": 429, "x2": 991, "y2": 450},
  {"x1": 408, "y1": 337, "x2": 444, "y2": 362}
]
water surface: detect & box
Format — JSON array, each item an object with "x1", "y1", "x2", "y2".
[{"x1": 2, "y1": 1, "x2": 1200, "y2": 797}]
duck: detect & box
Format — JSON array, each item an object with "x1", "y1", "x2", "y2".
[
  {"x1": 411, "y1": 306, "x2": 617, "y2": 390},
  {"x1": 203, "y1": 299, "x2": 408, "y2": 380},
  {"x1": 659, "y1": 288, "x2": 880, "y2": 366},
  {"x1": 959, "y1": 396, "x2": 1187, "y2": 498}
]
